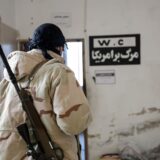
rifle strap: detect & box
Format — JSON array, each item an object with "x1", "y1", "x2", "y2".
[
  {"x1": 25, "y1": 60, "x2": 47, "y2": 88},
  {"x1": 17, "y1": 60, "x2": 47, "y2": 144}
]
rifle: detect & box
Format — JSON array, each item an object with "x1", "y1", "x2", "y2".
[{"x1": 0, "y1": 45, "x2": 64, "y2": 160}]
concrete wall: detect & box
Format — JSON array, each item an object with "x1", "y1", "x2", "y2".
[
  {"x1": 0, "y1": 0, "x2": 15, "y2": 27},
  {"x1": 14, "y1": 0, "x2": 86, "y2": 39},
  {"x1": 8, "y1": 0, "x2": 160, "y2": 159},
  {"x1": 0, "y1": 0, "x2": 17, "y2": 80},
  {"x1": 86, "y1": 0, "x2": 160, "y2": 159}
]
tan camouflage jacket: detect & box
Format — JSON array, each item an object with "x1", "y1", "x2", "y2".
[{"x1": 0, "y1": 49, "x2": 92, "y2": 160}]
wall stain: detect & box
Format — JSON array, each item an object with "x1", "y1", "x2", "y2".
[
  {"x1": 114, "y1": 118, "x2": 160, "y2": 137},
  {"x1": 97, "y1": 136, "x2": 115, "y2": 147},
  {"x1": 109, "y1": 124, "x2": 115, "y2": 127},
  {"x1": 104, "y1": 136, "x2": 113, "y2": 145},
  {"x1": 129, "y1": 107, "x2": 160, "y2": 116},
  {"x1": 129, "y1": 108, "x2": 146, "y2": 116},
  {"x1": 136, "y1": 119, "x2": 160, "y2": 134},
  {"x1": 117, "y1": 126, "x2": 135, "y2": 137},
  {"x1": 91, "y1": 107, "x2": 160, "y2": 148},
  {"x1": 109, "y1": 117, "x2": 115, "y2": 127},
  {"x1": 143, "y1": 144, "x2": 160, "y2": 160},
  {"x1": 88, "y1": 133, "x2": 101, "y2": 139},
  {"x1": 148, "y1": 107, "x2": 160, "y2": 113}
]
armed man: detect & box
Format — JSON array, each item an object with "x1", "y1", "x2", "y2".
[{"x1": 0, "y1": 23, "x2": 92, "y2": 160}]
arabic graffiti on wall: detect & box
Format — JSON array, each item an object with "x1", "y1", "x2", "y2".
[{"x1": 89, "y1": 34, "x2": 140, "y2": 65}]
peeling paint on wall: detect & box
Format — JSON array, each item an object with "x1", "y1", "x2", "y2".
[
  {"x1": 117, "y1": 126, "x2": 135, "y2": 137},
  {"x1": 148, "y1": 107, "x2": 160, "y2": 113},
  {"x1": 129, "y1": 108, "x2": 146, "y2": 116},
  {"x1": 88, "y1": 133, "x2": 101, "y2": 139},
  {"x1": 97, "y1": 136, "x2": 116, "y2": 147},
  {"x1": 105, "y1": 136, "x2": 113, "y2": 144},
  {"x1": 136, "y1": 119, "x2": 160, "y2": 134},
  {"x1": 109, "y1": 124, "x2": 115, "y2": 127},
  {"x1": 129, "y1": 107, "x2": 160, "y2": 116},
  {"x1": 127, "y1": 107, "x2": 160, "y2": 134},
  {"x1": 109, "y1": 117, "x2": 116, "y2": 127},
  {"x1": 143, "y1": 144, "x2": 160, "y2": 160}
]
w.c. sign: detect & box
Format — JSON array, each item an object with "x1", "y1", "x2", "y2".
[{"x1": 89, "y1": 34, "x2": 140, "y2": 66}]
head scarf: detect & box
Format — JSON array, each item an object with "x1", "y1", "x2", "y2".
[{"x1": 27, "y1": 23, "x2": 66, "y2": 59}]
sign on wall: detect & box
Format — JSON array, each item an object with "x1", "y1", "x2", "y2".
[
  {"x1": 95, "y1": 70, "x2": 116, "y2": 84},
  {"x1": 52, "y1": 12, "x2": 72, "y2": 28},
  {"x1": 89, "y1": 34, "x2": 140, "y2": 66}
]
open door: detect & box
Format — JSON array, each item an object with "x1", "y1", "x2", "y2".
[{"x1": 64, "y1": 39, "x2": 88, "y2": 160}]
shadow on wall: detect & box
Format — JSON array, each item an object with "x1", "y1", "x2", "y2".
[
  {"x1": 0, "y1": 20, "x2": 18, "y2": 80},
  {"x1": 0, "y1": 22, "x2": 18, "y2": 54}
]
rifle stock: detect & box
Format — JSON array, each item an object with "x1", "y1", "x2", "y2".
[{"x1": 0, "y1": 45, "x2": 63, "y2": 160}]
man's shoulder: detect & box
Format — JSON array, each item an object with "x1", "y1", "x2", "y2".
[
  {"x1": 7, "y1": 50, "x2": 27, "y2": 60},
  {"x1": 50, "y1": 62, "x2": 73, "y2": 73}
]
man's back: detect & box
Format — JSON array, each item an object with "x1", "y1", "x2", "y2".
[{"x1": 0, "y1": 49, "x2": 92, "y2": 160}]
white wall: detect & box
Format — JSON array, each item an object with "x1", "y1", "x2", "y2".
[
  {"x1": 0, "y1": 0, "x2": 15, "y2": 27},
  {"x1": 13, "y1": 0, "x2": 160, "y2": 159},
  {"x1": 0, "y1": 0, "x2": 17, "y2": 80},
  {"x1": 0, "y1": 0, "x2": 17, "y2": 53},
  {"x1": 86, "y1": 0, "x2": 160, "y2": 159},
  {"x1": 14, "y1": 0, "x2": 86, "y2": 39}
]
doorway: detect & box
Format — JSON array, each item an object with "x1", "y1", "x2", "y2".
[{"x1": 64, "y1": 39, "x2": 88, "y2": 160}]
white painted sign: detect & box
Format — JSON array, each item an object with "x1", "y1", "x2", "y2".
[
  {"x1": 95, "y1": 70, "x2": 116, "y2": 84},
  {"x1": 93, "y1": 37, "x2": 136, "y2": 48},
  {"x1": 52, "y1": 12, "x2": 71, "y2": 28}
]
